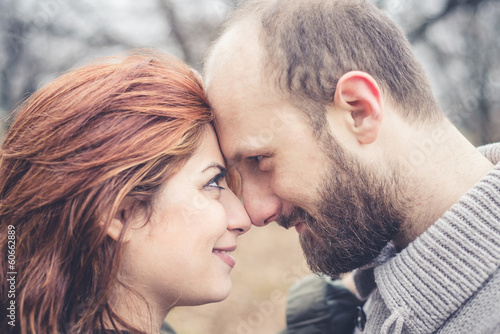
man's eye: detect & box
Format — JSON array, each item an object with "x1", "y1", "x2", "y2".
[{"x1": 248, "y1": 155, "x2": 264, "y2": 163}]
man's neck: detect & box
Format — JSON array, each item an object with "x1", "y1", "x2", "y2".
[{"x1": 392, "y1": 121, "x2": 495, "y2": 248}]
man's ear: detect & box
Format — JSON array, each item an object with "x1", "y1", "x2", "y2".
[
  {"x1": 333, "y1": 71, "x2": 384, "y2": 145},
  {"x1": 106, "y1": 198, "x2": 135, "y2": 242}
]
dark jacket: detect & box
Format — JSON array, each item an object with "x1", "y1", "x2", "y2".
[{"x1": 279, "y1": 275, "x2": 363, "y2": 334}]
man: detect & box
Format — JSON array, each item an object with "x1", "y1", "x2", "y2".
[{"x1": 204, "y1": 0, "x2": 500, "y2": 333}]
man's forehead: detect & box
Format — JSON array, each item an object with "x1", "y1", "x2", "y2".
[
  {"x1": 214, "y1": 115, "x2": 246, "y2": 151},
  {"x1": 205, "y1": 18, "x2": 262, "y2": 87},
  {"x1": 214, "y1": 112, "x2": 269, "y2": 161},
  {"x1": 212, "y1": 88, "x2": 299, "y2": 166}
]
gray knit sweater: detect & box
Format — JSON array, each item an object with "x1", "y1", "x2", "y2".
[{"x1": 353, "y1": 143, "x2": 500, "y2": 334}]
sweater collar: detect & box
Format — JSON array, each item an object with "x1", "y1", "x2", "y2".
[{"x1": 374, "y1": 151, "x2": 500, "y2": 333}]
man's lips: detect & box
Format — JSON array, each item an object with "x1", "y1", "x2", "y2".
[
  {"x1": 294, "y1": 222, "x2": 306, "y2": 234},
  {"x1": 212, "y1": 245, "x2": 237, "y2": 268},
  {"x1": 277, "y1": 218, "x2": 294, "y2": 229},
  {"x1": 278, "y1": 217, "x2": 306, "y2": 233}
]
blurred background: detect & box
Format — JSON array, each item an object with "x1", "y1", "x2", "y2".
[{"x1": 0, "y1": 0, "x2": 499, "y2": 333}]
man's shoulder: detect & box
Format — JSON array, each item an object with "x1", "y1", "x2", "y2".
[{"x1": 437, "y1": 265, "x2": 500, "y2": 333}]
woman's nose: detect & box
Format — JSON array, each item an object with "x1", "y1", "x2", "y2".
[{"x1": 225, "y1": 190, "x2": 251, "y2": 234}]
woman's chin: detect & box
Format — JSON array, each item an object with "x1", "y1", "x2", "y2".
[
  {"x1": 206, "y1": 283, "x2": 232, "y2": 304},
  {"x1": 188, "y1": 281, "x2": 233, "y2": 306}
]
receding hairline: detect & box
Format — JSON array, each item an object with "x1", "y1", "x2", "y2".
[
  {"x1": 204, "y1": 15, "x2": 264, "y2": 89},
  {"x1": 205, "y1": 0, "x2": 337, "y2": 86},
  {"x1": 206, "y1": 0, "x2": 444, "y2": 125}
]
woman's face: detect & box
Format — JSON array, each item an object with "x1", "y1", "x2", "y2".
[{"x1": 120, "y1": 126, "x2": 251, "y2": 309}]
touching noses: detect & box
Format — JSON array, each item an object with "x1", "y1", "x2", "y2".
[{"x1": 241, "y1": 177, "x2": 281, "y2": 227}]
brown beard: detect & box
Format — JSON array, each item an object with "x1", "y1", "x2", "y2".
[{"x1": 277, "y1": 137, "x2": 407, "y2": 278}]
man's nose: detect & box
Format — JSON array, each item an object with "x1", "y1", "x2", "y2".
[{"x1": 241, "y1": 178, "x2": 281, "y2": 227}]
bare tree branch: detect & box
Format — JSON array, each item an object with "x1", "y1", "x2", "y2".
[
  {"x1": 158, "y1": 0, "x2": 193, "y2": 64},
  {"x1": 408, "y1": 0, "x2": 494, "y2": 42}
]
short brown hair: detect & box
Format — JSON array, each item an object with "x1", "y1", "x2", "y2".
[
  {"x1": 209, "y1": 0, "x2": 442, "y2": 129},
  {"x1": 0, "y1": 51, "x2": 213, "y2": 334}
]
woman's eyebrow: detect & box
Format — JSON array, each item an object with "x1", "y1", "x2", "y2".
[{"x1": 201, "y1": 162, "x2": 226, "y2": 174}]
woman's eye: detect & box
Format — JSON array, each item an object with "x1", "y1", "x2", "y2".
[
  {"x1": 205, "y1": 171, "x2": 226, "y2": 190},
  {"x1": 207, "y1": 179, "x2": 222, "y2": 189}
]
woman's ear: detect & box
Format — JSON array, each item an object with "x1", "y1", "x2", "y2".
[
  {"x1": 106, "y1": 198, "x2": 135, "y2": 242},
  {"x1": 332, "y1": 71, "x2": 384, "y2": 145}
]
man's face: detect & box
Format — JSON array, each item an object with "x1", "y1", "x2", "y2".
[
  {"x1": 277, "y1": 135, "x2": 406, "y2": 277},
  {"x1": 207, "y1": 42, "x2": 406, "y2": 276},
  {"x1": 209, "y1": 76, "x2": 330, "y2": 230}
]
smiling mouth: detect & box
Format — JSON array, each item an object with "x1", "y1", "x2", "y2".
[
  {"x1": 212, "y1": 247, "x2": 236, "y2": 268},
  {"x1": 213, "y1": 250, "x2": 232, "y2": 254}
]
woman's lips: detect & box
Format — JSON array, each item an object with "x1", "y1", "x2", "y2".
[{"x1": 212, "y1": 247, "x2": 236, "y2": 268}]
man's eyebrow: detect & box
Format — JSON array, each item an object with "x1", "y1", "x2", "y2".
[
  {"x1": 201, "y1": 162, "x2": 226, "y2": 174},
  {"x1": 227, "y1": 144, "x2": 261, "y2": 166},
  {"x1": 229, "y1": 152, "x2": 244, "y2": 166}
]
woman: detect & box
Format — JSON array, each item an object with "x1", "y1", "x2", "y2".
[{"x1": 0, "y1": 51, "x2": 251, "y2": 334}]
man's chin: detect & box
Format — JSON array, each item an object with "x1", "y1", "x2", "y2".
[
  {"x1": 304, "y1": 253, "x2": 378, "y2": 279},
  {"x1": 300, "y1": 231, "x2": 383, "y2": 278}
]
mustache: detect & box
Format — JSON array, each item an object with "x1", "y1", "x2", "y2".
[{"x1": 276, "y1": 207, "x2": 311, "y2": 229}]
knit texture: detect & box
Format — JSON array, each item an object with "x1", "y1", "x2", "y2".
[{"x1": 354, "y1": 144, "x2": 500, "y2": 334}]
